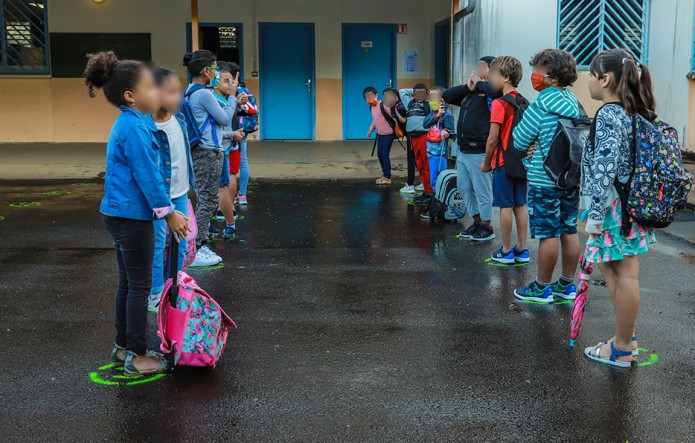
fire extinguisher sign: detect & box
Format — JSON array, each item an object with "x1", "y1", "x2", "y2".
[{"x1": 397, "y1": 24, "x2": 408, "y2": 34}]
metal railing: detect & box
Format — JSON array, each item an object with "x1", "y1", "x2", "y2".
[
  {"x1": 558, "y1": 0, "x2": 649, "y2": 69},
  {"x1": 0, "y1": 0, "x2": 49, "y2": 74}
]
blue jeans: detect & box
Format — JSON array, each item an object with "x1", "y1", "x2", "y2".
[
  {"x1": 151, "y1": 194, "x2": 189, "y2": 295},
  {"x1": 428, "y1": 154, "x2": 447, "y2": 192},
  {"x1": 456, "y1": 152, "x2": 493, "y2": 221},
  {"x1": 102, "y1": 215, "x2": 154, "y2": 355},
  {"x1": 239, "y1": 138, "x2": 250, "y2": 195},
  {"x1": 377, "y1": 134, "x2": 394, "y2": 179}
]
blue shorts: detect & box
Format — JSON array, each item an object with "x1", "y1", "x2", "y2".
[
  {"x1": 219, "y1": 153, "x2": 231, "y2": 187},
  {"x1": 492, "y1": 167, "x2": 527, "y2": 208},
  {"x1": 528, "y1": 185, "x2": 579, "y2": 239}
]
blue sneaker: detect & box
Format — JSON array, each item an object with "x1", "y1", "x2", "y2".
[
  {"x1": 209, "y1": 223, "x2": 221, "y2": 239},
  {"x1": 513, "y1": 247, "x2": 530, "y2": 263},
  {"x1": 514, "y1": 281, "x2": 553, "y2": 303},
  {"x1": 223, "y1": 224, "x2": 237, "y2": 240},
  {"x1": 551, "y1": 279, "x2": 577, "y2": 300},
  {"x1": 491, "y1": 247, "x2": 515, "y2": 264}
]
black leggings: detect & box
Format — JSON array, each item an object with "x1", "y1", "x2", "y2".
[
  {"x1": 407, "y1": 136, "x2": 416, "y2": 186},
  {"x1": 102, "y1": 215, "x2": 154, "y2": 355}
]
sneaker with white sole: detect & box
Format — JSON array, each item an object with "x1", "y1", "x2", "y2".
[
  {"x1": 414, "y1": 183, "x2": 424, "y2": 192},
  {"x1": 191, "y1": 246, "x2": 222, "y2": 267},
  {"x1": 148, "y1": 292, "x2": 162, "y2": 313},
  {"x1": 400, "y1": 184, "x2": 416, "y2": 194},
  {"x1": 470, "y1": 224, "x2": 495, "y2": 241},
  {"x1": 491, "y1": 247, "x2": 515, "y2": 264}
]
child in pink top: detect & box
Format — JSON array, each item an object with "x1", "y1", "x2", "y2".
[{"x1": 364, "y1": 86, "x2": 395, "y2": 185}]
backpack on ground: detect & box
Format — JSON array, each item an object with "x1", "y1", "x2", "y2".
[
  {"x1": 544, "y1": 104, "x2": 592, "y2": 190},
  {"x1": 427, "y1": 169, "x2": 465, "y2": 222},
  {"x1": 498, "y1": 93, "x2": 530, "y2": 179},
  {"x1": 182, "y1": 84, "x2": 218, "y2": 149},
  {"x1": 614, "y1": 115, "x2": 692, "y2": 234},
  {"x1": 158, "y1": 233, "x2": 237, "y2": 368}
]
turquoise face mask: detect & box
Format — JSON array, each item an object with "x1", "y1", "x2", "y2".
[
  {"x1": 209, "y1": 70, "x2": 221, "y2": 88},
  {"x1": 429, "y1": 100, "x2": 440, "y2": 111}
]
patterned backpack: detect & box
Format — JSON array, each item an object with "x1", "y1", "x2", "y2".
[{"x1": 616, "y1": 115, "x2": 692, "y2": 235}]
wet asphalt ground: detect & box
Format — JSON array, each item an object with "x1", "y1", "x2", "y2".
[{"x1": 0, "y1": 180, "x2": 694, "y2": 442}]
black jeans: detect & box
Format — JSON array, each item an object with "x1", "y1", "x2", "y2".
[
  {"x1": 406, "y1": 136, "x2": 416, "y2": 186},
  {"x1": 102, "y1": 215, "x2": 154, "y2": 355}
]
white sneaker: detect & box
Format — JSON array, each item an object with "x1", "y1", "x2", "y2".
[
  {"x1": 148, "y1": 292, "x2": 162, "y2": 313},
  {"x1": 191, "y1": 246, "x2": 221, "y2": 267},
  {"x1": 202, "y1": 245, "x2": 223, "y2": 264},
  {"x1": 400, "y1": 184, "x2": 416, "y2": 194},
  {"x1": 414, "y1": 183, "x2": 424, "y2": 192}
]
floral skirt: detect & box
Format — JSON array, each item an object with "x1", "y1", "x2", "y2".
[{"x1": 585, "y1": 198, "x2": 656, "y2": 263}]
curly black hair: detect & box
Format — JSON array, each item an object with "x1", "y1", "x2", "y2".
[
  {"x1": 529, "y1": 49, "x2": 578, "y2": 87},
  {"x1": 84, "y1": 51, "x2": 146, "y2": 107}
]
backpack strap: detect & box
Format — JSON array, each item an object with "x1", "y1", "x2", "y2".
[
  {"x1": 613, "y1": 115, "x2": 637, "y2": 237},
  {"x1": 380, "y1": 102, "x2": 396, "y2": 129},
  {"x1": 184, "y1": 85, "x2": 220, "y2": 149}
]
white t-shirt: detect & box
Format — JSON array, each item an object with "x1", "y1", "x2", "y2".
[{"x1": 155, "y1": 116, "x2": 190, "y2": 199}]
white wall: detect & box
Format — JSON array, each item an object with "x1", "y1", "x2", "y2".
[{"x1": 647, "y1": 0, "x2": 694, "y2": 139}]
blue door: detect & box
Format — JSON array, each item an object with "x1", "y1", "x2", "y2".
[
  {"x1": 259, "y1": 23, "x2": 315, "y2": 140},
  {"x1": 342, "y1": 24, "x2": 396, "y2": 140}
]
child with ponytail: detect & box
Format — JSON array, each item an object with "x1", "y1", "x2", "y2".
[
  {"x1": 581, "y1": 48, "x2": 657, "y2": 368},
  {"x1": 84, "y1": 52, "x2": 189, "y2": 375}
]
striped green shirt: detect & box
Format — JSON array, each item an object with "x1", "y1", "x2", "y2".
[{"x1": 512, "y1": 87, "x2": 580, "y2": 188}]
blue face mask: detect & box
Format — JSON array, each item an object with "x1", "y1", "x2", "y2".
[{"x1": 208, "y1": 70, "x2": 221, "y2": 88}]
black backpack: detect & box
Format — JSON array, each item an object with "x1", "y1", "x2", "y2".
[
  {"x1": 498, "y1": 93, "x2": 530, "y2": 179},
  {"x1": 544, "y1": 104, "x2": 592, "y2": 190}
]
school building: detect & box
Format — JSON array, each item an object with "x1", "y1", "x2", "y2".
[{"x1": 1, "y1": 0, "x2": 695, "y2": 151}]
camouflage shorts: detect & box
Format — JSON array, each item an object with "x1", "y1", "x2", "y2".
[{"x1": 528, "y1": 185, "x2": 579, "y2": 239}]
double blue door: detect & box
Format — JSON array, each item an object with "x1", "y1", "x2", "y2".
[
  {"x1": 259, "y1": 23, "x2": 315, "y2": 140},
  {"x1": 342, "y1": 24, "x2": 396, "y2": 140}
]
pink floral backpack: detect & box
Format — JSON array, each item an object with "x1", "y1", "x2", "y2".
[{"x1": 158, "y1": 233, "x2": 237, "y2": 368}]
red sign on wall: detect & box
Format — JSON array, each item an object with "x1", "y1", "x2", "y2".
[{"x1": 397, "y1": 24, "x2": 408, "y2": 34}]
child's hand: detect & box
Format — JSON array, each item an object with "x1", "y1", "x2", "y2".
[
  {"x1": 233, "y1": 129, "x2": 245, "y2": 142},
  {"x1": 166, "y1": 210, "x2": 190, "y2": 243},
  {"x1": 437, "y1": 106, "x2": 446, "y2": 118},
  {"x1": 367, "y1": 130, "x2": 373, "y2": 138},
  {"x1": 237, "y1": 92, "x2": 249, "y2": 105},
  {"x1": 480, "y1": 162, "x2": 492, "y2": 173},
  {"x1": 441, "y1": 129, "x2": 450, "y2": 140},
  {"x1": 230, "y1": 71, "x2": 240, "y2": 94},
  {"x1": 527, "y1": 144, "x2": 536, "y2": 159},
  {"x1": 467, "y1": 72, "x2": 476, "y2": 90}
]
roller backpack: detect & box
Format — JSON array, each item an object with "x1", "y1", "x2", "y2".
[
  {"x1": 158, "y1": 232, "x2": 237, "y2": 368},
  {"x1": 544, "y1": 103, "x2": 592, "y2": 190},
  {"x1": 613, "y1": 114, "x2": 692, "y2": 234},
  {"x1": 498, "y1": 93, "x2": 530, "y2": 179},
  {"x1": 427, "y1": 169, "x2": 465, "y2": 222}
]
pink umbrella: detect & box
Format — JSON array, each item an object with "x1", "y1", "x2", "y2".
[{"x1": 570, "y1": 255, "x2": 594, "y2": 349}]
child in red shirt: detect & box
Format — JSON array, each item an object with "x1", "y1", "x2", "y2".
[{"x1": 482, "y1": 56, "x2": 530, "y2": 265}]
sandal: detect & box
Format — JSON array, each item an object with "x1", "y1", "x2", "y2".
[
  {"x1": 375, "y1": 177, "x2": 392, "y2": 185},
  {"x1": 602, "y1": 335, "x2": 639, "y2": 356},
  {"x1": 584, "y1": 341, "x2": 633, "y2": 368},
  {"x1": 123, "y1": 350, "x2": 168, "y2": 376},
  {"x1": 111, "y1": 343, "x2": 126, "y2": 367}
]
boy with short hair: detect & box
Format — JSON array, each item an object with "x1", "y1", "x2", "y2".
[
  {"x1": 443, "y1": 57, "x2": 499, "y2": 241},
  {"x1": 511, "y1": 49, "x2": 581, "y2": 303},
  {"x1": 481, "y1": 56, "x2": 530, "y2": 264},
  {"x1": 400, "y1": 83, "x2": 433, "y2": 204},
  {"x1": 213, "y1": 61, "x2": 245, "y2": 240}
]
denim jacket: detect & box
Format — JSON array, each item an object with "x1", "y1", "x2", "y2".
[
  {"x1": 100, "y1": 106, "x2": 174, "y2": 221},
  {"x1": 149, "y1": 112, "x2": 196, "y2": 192}
]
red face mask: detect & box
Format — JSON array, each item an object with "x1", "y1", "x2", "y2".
[
  {"x1": 367, "y1": 98, "x2": 378, "y2": 106},
  {"x1": 531, "y1": 72, "x2": 549, "y2": 92}
]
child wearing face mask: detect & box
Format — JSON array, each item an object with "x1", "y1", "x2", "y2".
[
  {"x1": 364, "y1": 86, "x2": 395, "y2": 185},
  {"x1": 422, "y1": 86, "x2": 455, "y2": 194},
  {"x1": 182, "y1": 50, "x2": 238, "y2": 268},
  {"x1": 511, "y1": 49, "x2": 581, "y2": 304},
  {"x1": 84, "y1": 52, "x2": 190, "y2": 376}
]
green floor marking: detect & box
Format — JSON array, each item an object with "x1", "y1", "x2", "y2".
[
  {"x1": 0, "y1": 216, "x2": 4, "y2": 221},
  {"x1": 89, "y1": 363, "x2": 167, "y2": 386},
  {"x1": 9, "y1": 201, "x2": 41, "y2": 208},
  {"x1": 635, "y1": 347, "x2": 660, "y2": 367},
  {"x1": 72, "y1": 182, "x2": 98, "y2": 187},
  {"x1": 188, "y1": 263, "x2": 225, "y2": 271},
  {"x1": 44, "y1": 191, "x2": 72, "y2": 196},
  {"x1": 238, "y1": 265, "x2": 246, "y2": 269},
  {"x1": 483, "y1": 258, "x2": 529, "y2": 268},
  {"x1": 236, "y1": 215, "x2": 246, "y2": 221}
]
